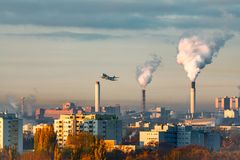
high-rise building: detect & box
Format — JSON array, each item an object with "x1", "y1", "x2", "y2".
[
  {"x1": 0, "y1": 112, "x2": 23, "y2": 153},
  {"x1": 54, "y1": 114, "x2": 97, "y2": 147},
  {"x1": 54, "y1": 114, "x2": 122, "y2": 147},
  {"x1": 82, "y1": 117, "x2": 122, "y2": 144},
  {"x1": 95, "y1": 81, "x2": 100, "y2": 112}
]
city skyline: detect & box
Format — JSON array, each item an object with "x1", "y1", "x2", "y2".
[{"x1": 0, "y1": 0, "x2": 240, "y2": 111}]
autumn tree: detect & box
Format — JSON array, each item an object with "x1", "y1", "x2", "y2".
[
  {"x1": 62, "y1": 132, "x2": 106, "y2": 160},
  {"x1": 164, "y1": 145, "x2": 211, "y2": 160},
  {"x1": 34, "y1": 124, "x2": 56, "y2": 158}
]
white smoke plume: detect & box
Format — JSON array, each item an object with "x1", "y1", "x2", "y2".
[
  {"x1": 7, "y1": 96, "x2": 19, "y2": 110},
  {"x1": 136, "y1": 55, "x2": 161, "y2": 88},
  {"x1": 177, "y1": 34, "x2": 232, "y2": 82},
  {"x1": 129, "y1": 130, "x2": 137, "y2": 140}
]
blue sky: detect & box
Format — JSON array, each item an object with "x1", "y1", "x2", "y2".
[{"x1": 0, "y1": 0, "x2": 240, "y2": 111}]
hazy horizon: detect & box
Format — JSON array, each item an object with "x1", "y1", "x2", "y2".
[{"x1": 0, "y1": 0, "x2": 240, "y2": 113}]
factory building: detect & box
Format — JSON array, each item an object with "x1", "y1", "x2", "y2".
[
  {"x1": 35, "y1": 102, "x2": 83, "y2": 120},
  {"x1": 0, "y1": 112, "x2": 23, "y2": 153},
  {"x1": 54, "y1": 114, "x2": 122, "y2": 148},
  {"x1": 149, "y1": 107, "x2": 173, "y2": 119},
  {"x1": 215, "y1": 96, "x2": 240, "y2": 111},
  {"x1": 215, "y1": 96, "x2": 240, "y2": 123}
]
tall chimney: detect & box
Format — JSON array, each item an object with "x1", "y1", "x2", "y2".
[
  {"x1": 95, "y1": 81, "x2": 100, "y2": 112},
  {"x1": 190, "y1": 81, "x2": 196, "y2": 118},
  {"x1": 142, "y1": 89, "x2": 146, "y2": 113},
  {"x1": 21, "y1": 97, "x2": 25, "y2": 116}
]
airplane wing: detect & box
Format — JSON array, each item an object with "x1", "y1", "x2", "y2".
[{"x1": 101, "y1": 73, "x2": 119, "y2": 81}]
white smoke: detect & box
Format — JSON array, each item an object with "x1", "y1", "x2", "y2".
[
  {"x1": 129, "y1": 130, "x2": 137, "y2": 140},
  {"x1": 136, "y1": 55, "x2": 161, "y2": 88},
  {"x1": 177, "y1": 34, "x2": 232, "y2": 82},
  {"x1": 7, "y1": 96, "x2": 19, "y2": 110}
]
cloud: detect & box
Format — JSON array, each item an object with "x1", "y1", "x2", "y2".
[
  {"x1": 0, "y1": 31, "x2": 121, "y2": 41},
  {"x1": 0, "y1": 0, "x2": 239, "y2": 31}
]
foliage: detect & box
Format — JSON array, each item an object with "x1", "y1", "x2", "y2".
[
  {"x1": 19, "y1": 151, "x2": 51, "y2": 160},
  {"x1": 106, "y1": 149, "x2": 126, "y2": 160},
  {"x1": 59, "y1": 132, "x2": 106, "y2": 160},
  {"x1": 33, "y1": 124, "x2": 56, "y2": 158},
  {"x1": 0, "y1": 146, "x2": 18, "y2": 160},
  {"x1": 164, "y1": 145, "x2": 211, "y2": 160}
]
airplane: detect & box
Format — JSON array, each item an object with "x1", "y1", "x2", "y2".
[{"x1": 101, "y1": 73, "x2": 119, "y2": 81}]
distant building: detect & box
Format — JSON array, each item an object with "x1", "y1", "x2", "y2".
[
  {"x1": 153, "y1": 124, "x2": 177, "y2": 146},
  {"x1": 54, "y1": 114, "x2": 122, "y2": 148},
  {"x1": 215, "y1": 96, "x2": 240, "y2": 111},
  {"x1": 219, "y1": 125, "x2": 240, "y2": 131},
  {"x1": 205, "y1": 132, "x2": 221, "y2": 151},
  {"x1": 84, "y1": 106, "x2": 95, "y2": 113},
  {"x1": 149, "y1": 107, "x2": 173, "y2": 119},
  {"x1": 184, "y1": 118, "x2": 216, "y2": 127},
  {"x1": 215, "y1": 97, "x2": 240, "y2": 124},
  {"x1": 177, "y1": 125, "x2": 221, "y2": 151},
  {"x1": 0, "y1": 112, "x2": 23, "y2": 153},
  {"x1": 139, "y1": 124, "x2": 177, "y2": 147},
  {"x1": 177, "y1": 125, "x2": 192, "y2": 147},
  {"x1": 102, "y1": 105, "x2": 121, "y2": 117},
  {"x1": 139, "y1": 124, "x2": 221, "y2": 151},
  {"x1": 104, "y1": 140, "x2": 135, "y2": 153},
  {"x1": 128, "y1": 121, "x2": 150, "y2": 131},
  {"x1": 82, "y1": 117, "x2": 122, "y2": 144},
  {"x1": 224, "y1": 109, "x2": 238, "y2": 118},
  {"x1": 35, "y1": 102, "x2": 81, "y2": 120},
  {"x1": 54, "y1": 114, "x2": 97, "y2": 147},
  {"x1": 23, "y1": 123, "x2": 33, "y2": 134},
  {"x1": 139, "y1": 131, "x2": 160, "y2": 146}
]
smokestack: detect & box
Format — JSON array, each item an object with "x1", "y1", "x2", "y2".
[
  {"x1": 142, "y1": 89, "x2": 146, "y2": 113},
  {"x1": 21, "y1": 97, "x2": 25, "y2": 116},
  {"x1": 95, "y1": 81, "x2": 100, "y2": 113},
  {"x1": 190, "y1": 81, "x2": 196, "y2": 118}
]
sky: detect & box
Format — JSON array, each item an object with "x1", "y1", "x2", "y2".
[{"x1": 0, "y1": 0, "x2": 240, "y2": 112}]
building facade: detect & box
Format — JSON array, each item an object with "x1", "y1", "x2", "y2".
[
  {"x1": 139, "y1": 124, "x2": 220, "y2": 151},
  {"x1": 0, "y1": 113, "x2": 23, "y2": 153},
  {"x1": 216, "y1": 96, "x2": 240, "y2": 111},
  {"x1": 82, "y1": 118, "x2": 122, "y2": 144},
  {"x1": 54, "y1": 114, "x2": 122, "y2": 147}
]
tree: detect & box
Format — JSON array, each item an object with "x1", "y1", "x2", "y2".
[
  {"x1": 165, "y1": 145, "x2": 211, "y2": 160},
  {"x1": 64, "y1": 132, "x2": 107, "y2": 160},
  {"x1": 33, "y1": 124, "x2": 56, "y2": 159}
]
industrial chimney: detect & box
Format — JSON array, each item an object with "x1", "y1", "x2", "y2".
[
  {"x1": 142, "y1": 89, "x2": 146, "y2": 113},
  {"x1": 21, "y1": 97, "x2": 25, "y2": 116},
  {"x1": 190, "y1": 81, "x2": 196, "y2": 118},
  {"x1": 95, "y1": 81, "x2": 100, "y2": 112}
]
